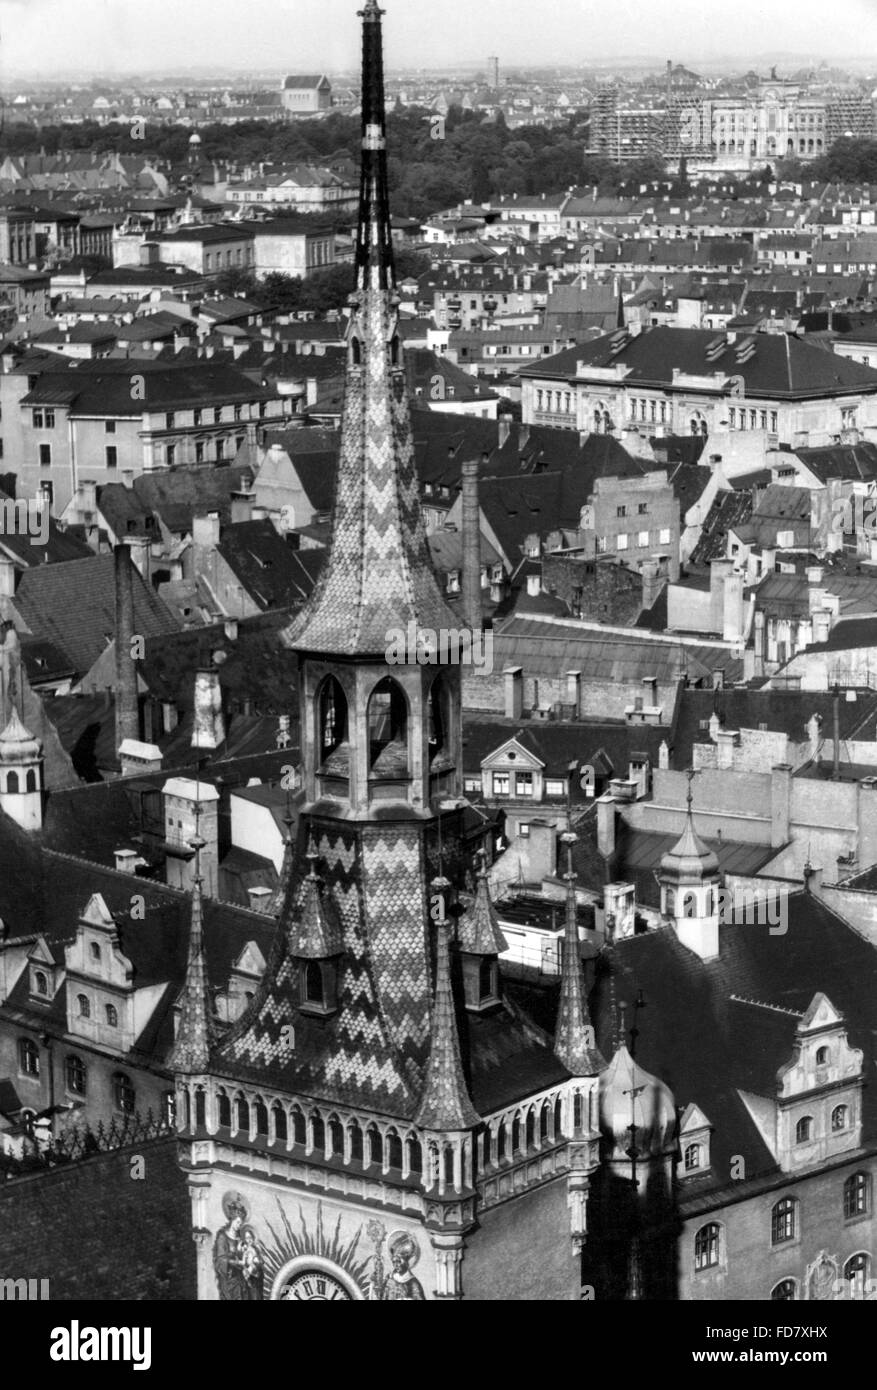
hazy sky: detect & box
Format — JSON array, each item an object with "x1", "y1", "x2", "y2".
[{"x1": 0, "y1": 0, "x2": 875, "y2": 77}]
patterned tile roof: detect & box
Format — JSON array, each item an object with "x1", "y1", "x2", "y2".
[
  {"x1": 457, "y1": 857, "x2": 508, "y2": 956},
  {"x1": 167, "y1": 863, "x2": 215, "y2": 1074},
  {"x1": 415, "y1": 921, "x2": 480, "y2": 1131}
]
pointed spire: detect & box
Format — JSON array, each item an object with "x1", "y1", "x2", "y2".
[
  {"x1": 356, "y1": 0, "x2": 394, "y2": 292},
  {"x1": 169, "y1": 833, "x2": 215, "y2": 1074},
  {"x1": 415, "y1": 920, "x2": 480, "y2": 1131},
  {"x1": 286, "y1": 837, "x2": 343, "y2": 958},
  {"x1": 659, "y1": 771, "x2": 719, "y2": 879},
  {"x1": 457, "y1": 850, "x2": 507, "y2": 956},
  {"x1": 283, "y1": 0, "x2": 459, "y2": 658},
  {"x1": 554, "y1": 831, "x2": 605, "y2": 1076},
  {"x1": 268, "y1": 813, "x2": 295, "y2": 917}
]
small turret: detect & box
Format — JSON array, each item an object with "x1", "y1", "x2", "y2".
[
  {"x1": 456, "y1": 850, "x2": 506, "y2": 1011},
  {"x1": 0, "y1": 707, "x2": 43, "y2": 831}
]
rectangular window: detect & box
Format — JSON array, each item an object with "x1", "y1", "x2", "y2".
[
  {"x1": 638, "y1": 531, "x2": 649, "y2": 547},
  {"x1": 545, "y1": 779, "x2": 564, "y2": 796},
  {"x1": 196, "y1": 441, "x2": 205, "y2": 464},
  {"x1": 770, "y1": 412, "x2": 778, "y2": 432},
  {"x1": 617, "y1": 533, "x2": 628, "y2": 550},
  {"x1": 39, "y1": 443, "x2": 51, "y2": 468},
  {"x1": 216, "y1": 438, "x2": 225, "y2": 461},
  {"x1": 105, "y1": 446, "x2": 117, "y2": 470},
  {"x1": 515, "y1": 772, "x2": 534, "y2": 797},
  {"x1": 105, "y1": 419, "x2": 116, "y2": 434},
  {"x1": 660, "y1": 528, "x2": 671, "y2": 545},
  {"x1": 44, "y1": 409, "x2": 55, "y2": 429},
  {"x1": 166, "y1": 412, "x2": 175, "y2": 430},
  {"x1": 616, "y1": 505, "x2": 627, "y2": 518},
  {"x1": 166, "y1": 444, "x2": 176, "y2": 467},
  {"x1": 194, "y1": 409, "x2": 202, "y2": 427},
  {"x1": 638, "y1": 502, "x2": 648, "y2": 514},
  {"x1": 519, "y1": 822, "x2": 531, "y2": 837},
  {"x1": 32, "y1": 409, "x2": 43, "y2": 428},
  {"x1": 492, "y1": 772, "x2": 510, "y2": 796}
]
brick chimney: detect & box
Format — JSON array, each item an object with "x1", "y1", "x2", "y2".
[
  {"x1": 504, "y1": 667, "x2": 523, "y2": 720},
  {"x1": 460, "y1": 456, "x2": 482, "y2": 630},
  {"x1": 192, "y1": 668, "x2": 225, "y2": 751},
  {"x1": 114, "y1": 542, "x2": 140, "y2": 757}
]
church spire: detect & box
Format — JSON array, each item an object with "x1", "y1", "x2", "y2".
[
  {"x1": 356, "y1": 0, "x2": 394, "y2": 291},
  {"x1": 283, "y1": 0, "x2": 458, "y2": 659},
  {"x1": 415, "y1": 919, "x2": 480, "y2": 1131},
  {"x1": 554, "y1": 830, "x2": 605, "y2": 1076},
  {"x1": 169, "y1": 832, "x2": 215, "y2": 1073}
]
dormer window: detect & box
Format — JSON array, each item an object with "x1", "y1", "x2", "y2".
[
  {"x1": 32, "y1": 970, "x2": 49, "y2": 997},
  {"x1": 684, "y1": 1142, "x2": 702, "y2": 1171},
  {"x1": 298, "y1": 960, "x2": 338, "y2": 1018}
]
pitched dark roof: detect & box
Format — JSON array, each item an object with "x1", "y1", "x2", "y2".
[
  {"x1": 216, "y1": 520, "x2": 325, "y2": 610},
  {"x1": 13, "y1": 553, "x2": 179, "y2": 678},
  {"x1": 520, "y1": 326, "x2": 877, "y2": 400},
  {"x1": 670, "y1": 688, "x2": 877, "y2": 767}
]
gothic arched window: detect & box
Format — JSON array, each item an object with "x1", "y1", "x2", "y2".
[
  {"x1": 367, "y1": 677, "x2": 408, "y2": 774},
  {"x1": 318, "y1": 676, "x2": 347, "y2": 761}
]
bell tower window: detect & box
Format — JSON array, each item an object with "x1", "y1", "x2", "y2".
[
  {"x1": 318, "y1": 676, "x2": 347, "y2": 760},
  {"x1": 367, "y1": 677, "x2": 409, "y2": 776}
]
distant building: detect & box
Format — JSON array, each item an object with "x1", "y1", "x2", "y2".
[{"x1": 280, "y1": 74, "x2": 332, "y2": 115}]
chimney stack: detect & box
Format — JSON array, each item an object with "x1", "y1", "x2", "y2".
[
  {"x1": 461, "y1": 456, "x2": 482, "y2": 630},
  {"x1": 114, "y1": 542, "x2": 140, "y2": 756},
  {"x1": 192, "y1": 667, "x2": 225, "y2": 751}
]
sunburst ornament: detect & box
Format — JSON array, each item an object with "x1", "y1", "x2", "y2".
[{"x1": 261, "y1": 1200, "x2": 374, "y2": 1299}]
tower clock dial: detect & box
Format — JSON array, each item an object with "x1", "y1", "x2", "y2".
[{"x1": 279, "y1": 1270, "x2": 353, "y2": 1301}]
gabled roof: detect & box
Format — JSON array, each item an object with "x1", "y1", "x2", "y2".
[
  {"x1": 216, "y1": 519, "x2": 324, "y2": 610},
  {"x1": 13, "y1": 553, "x2": 179, "y2": 679}
]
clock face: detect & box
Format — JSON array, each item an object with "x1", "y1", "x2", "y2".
[{"x1": 280, "y1": 1270, "x2": 352, "y2": 1302}]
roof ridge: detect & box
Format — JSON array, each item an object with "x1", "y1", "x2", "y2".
[{"x1": 729, "y1": 993, "x2": 803, "y2": 1018}]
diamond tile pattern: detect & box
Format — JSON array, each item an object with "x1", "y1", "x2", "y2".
[
  {"x1": 169, "y1": 877, "x2": 215, "y2": 1074},
  {"x1": 217, "y1": 817, "x2": 441, "y2": 1117},
  {"x1": 283, "y1": 288, "x2": 460, "y2": 657}
]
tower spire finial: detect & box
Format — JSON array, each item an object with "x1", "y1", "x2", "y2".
[
  {"x1": 169, "y1": 831, "x2": 215, "y2": 1074},
  {"x1": 355, "y1": 0, "x2": 394, "y2": 291},
  {"x1": 554, "y1": 829, "x2": 604, "y2": 1076},
  {"x1": 415, "y1": 919, "x2": 480, "y2": 1131}
]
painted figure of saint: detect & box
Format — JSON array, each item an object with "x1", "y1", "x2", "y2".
[
  {"x1": 213, "y1": 1193, "x2": 248, "y2": 1301},
  {"x1": 378, "y1": 1232, "x2": 425, "y2": 1301}
]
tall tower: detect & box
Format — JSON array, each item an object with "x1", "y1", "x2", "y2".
[{"x1": 175, "y1": 1, "x2": 593, "y2": 1305}]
